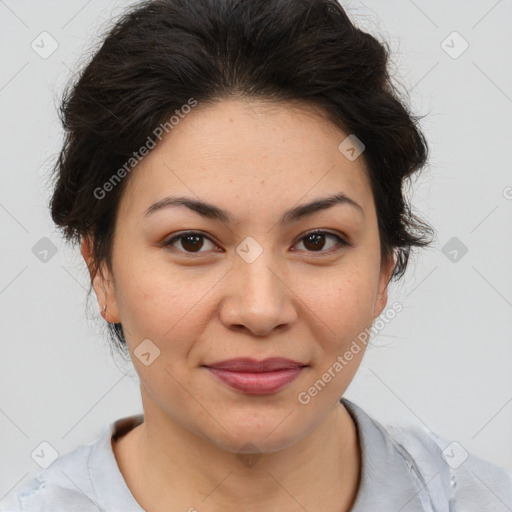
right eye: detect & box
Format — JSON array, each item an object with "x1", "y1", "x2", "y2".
[{"x1": 163, "y1": 231, "x2": 221, "y2": 255}]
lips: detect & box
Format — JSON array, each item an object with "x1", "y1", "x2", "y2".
[
  {"x1": 202, "y1": 358, "x2": 307, "y2": 394},
  {"x1": 204, "y1": 357, "x2": 306, "y2": 372}
]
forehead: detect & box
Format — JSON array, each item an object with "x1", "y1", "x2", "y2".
[{"x1": 119, "y1": 98, "x2": 374, "y2": 221}]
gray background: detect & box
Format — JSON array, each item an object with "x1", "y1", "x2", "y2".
[{"x1": 1, "y1": 0, "x2": 511, "y2": 500}]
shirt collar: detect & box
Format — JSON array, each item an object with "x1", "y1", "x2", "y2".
[
  {"x1": 88, "y1": 400, "x2": 427, "y2": 511},
  {"x1": 341, "y1": 397, "x2": 426, "y2": 511},
  {"x1": 88, "y1": 414, "x2": 145, "y2": 511}
]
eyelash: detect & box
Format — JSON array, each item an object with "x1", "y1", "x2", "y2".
[{"x1": 162, "y1": 229, "x2": 351, "y2": 257}]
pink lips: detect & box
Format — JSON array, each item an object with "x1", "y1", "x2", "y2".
[{"x1": 203, "y1": 357, "x2": 306, "y2": 394}]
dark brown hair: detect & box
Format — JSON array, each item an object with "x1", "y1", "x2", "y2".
[{"x1": 49, "y1": 0, "x2": 435, "y2": 355}]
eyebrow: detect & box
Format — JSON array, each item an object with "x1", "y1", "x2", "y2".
[{"x1": 143, "y1": 192, "x2": 365, "y2": 224}]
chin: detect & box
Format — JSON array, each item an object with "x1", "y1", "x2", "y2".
[
  {"x1": 199, "y1": 414, "x2": 313, "y2": 456},
  {"x1": 213, "y1": 432, "x2": 302, "y2": 456}
]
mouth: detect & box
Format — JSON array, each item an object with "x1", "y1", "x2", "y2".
[{"x1": 202, "y1": 358, "x2": 308, "y2": 394}]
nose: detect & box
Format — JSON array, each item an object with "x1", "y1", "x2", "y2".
[{"x1": 219, "y1": 252, "x2": 298, "y2": 337}]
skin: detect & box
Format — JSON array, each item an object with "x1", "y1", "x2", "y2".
[{"x1": 81, "y1": 97, "x2": 395, "y2": 512}]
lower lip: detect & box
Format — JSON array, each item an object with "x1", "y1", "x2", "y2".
[{"x1": 205, "y1": 367, "x2": 304, "y2": 394}]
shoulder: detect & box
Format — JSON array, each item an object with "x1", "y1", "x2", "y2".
[
  {"x1": 341, "y1": 397, "x2": 512, "y2": 510},
  {"x1": 384, "y1": 421, "x2": 512, "y2": 511},
  {"x1": 0, "y1": 428, "x2": 107, "y2": 512},
  {"x1": 0, "y1": 415, "x2": 144, "y2": 512}
]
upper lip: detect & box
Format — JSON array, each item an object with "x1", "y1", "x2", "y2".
[{"x1": 203, "y1": 357, "x2": 307, "y2": 372}]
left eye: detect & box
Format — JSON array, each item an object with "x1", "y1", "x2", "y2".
[
  {"x1": 293, "y1": 231, "x2": 349, "y2": 253},
  {"x1": 163, "y1": 230, "x2": 349, "y2": 255}
]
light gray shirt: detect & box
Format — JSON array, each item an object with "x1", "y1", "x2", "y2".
[{"x1": 2, "y1": 398, "x2": 511, "y2": 511}]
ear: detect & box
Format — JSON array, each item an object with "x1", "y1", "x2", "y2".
[
  {"x1": 80, "y1": 236, "x2": 121, "y2": 323},
  {"x1": 372, "y1": 250, "x2": 395, "y2": 319}
]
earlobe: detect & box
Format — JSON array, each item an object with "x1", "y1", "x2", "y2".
[
  {"x1": 373, "y1": 253, "x2": 395, "y2": 318},
  {"x1": 373, "y1": 289, "x2": 388, "y2": 319},
  {"x1": 80, "y1": 236, "x2": 121, "y2": 323}
]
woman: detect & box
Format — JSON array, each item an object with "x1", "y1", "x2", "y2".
[{"x1": 2, "y1": 0, "x2": 511, "y2": 510}]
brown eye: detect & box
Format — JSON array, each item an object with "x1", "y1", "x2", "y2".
[
  {"x1": 163, "y1": 232, "x2": 217, "y2": 253},
  {"x1": 179, "y1": 234, "x2": 204, "y2": 252},
  {"x1": 294, "y1": 231, "x2": 349, "y2": 253},
  {"x1": 163, "y1": 230, "x2": 349, "y2": 257}
]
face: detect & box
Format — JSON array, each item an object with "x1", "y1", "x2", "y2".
[{"x1": 82, "y1": 98, "x2": 393, "y2": 454}]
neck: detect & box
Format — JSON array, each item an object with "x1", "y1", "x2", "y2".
[{"x1": 114, "y1": 400, "x2": 361, "y2": 512}]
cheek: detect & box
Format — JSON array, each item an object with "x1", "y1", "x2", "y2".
[
  {"x1": 292, "y1": 262, "x2": 379, "y2": 345},
  {"x1": 113, "y1": 261, "x2": 222, "y2": 351},
  {"x1": 113, "y1": 237, "x2": 380, "y2": 356}
]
